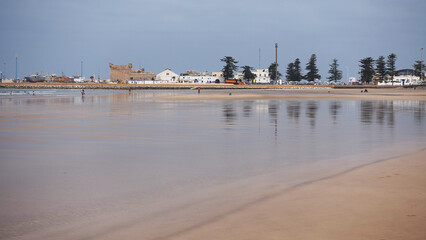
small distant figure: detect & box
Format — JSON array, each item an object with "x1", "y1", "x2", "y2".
[
  {"x1": 364, "y1": 89, "x2": 368, "y2": 93},
  {"x1": 198, "y1": 87, "x2": 200, "y2": 94},
  {"x1": 129, "y1": 88, "x2": 131, "y2": 94},
  {"x1": 32, "y1": 91, "x2": 35, "y2": 96},
  {"x1": 81, "y1": 89, "x2": 85, "y2": 96},
  {"x1": 229, "y1": 92, "x2": 232, "y2": 96}
]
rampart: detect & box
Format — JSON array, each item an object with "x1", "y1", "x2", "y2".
[{"x1": 109, "y1": 63, "x2": 156, "y2": 82}]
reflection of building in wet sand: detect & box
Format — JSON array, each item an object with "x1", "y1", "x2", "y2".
[{"x1": 390, "y1": 100, "x2": 426, "y2": 123}]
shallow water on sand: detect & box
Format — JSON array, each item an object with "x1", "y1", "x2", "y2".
[{"x1": 0, "y1": 89, "x2": 425, "y2": 239}]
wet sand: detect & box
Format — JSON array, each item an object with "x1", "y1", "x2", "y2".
[
  {"x1": 1, "y1": 88, "x2": 425, "y2": 240},
  {"x1": 94, "y1": 148, "x2": 426, "y2": 240},
  {"x1": 156, "y1": 88, "x2": 426, "y2": 101}
]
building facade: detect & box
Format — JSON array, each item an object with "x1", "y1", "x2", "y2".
[
  {"x1": 109, "y1": 63, "x2": 155, "y2": 83},
  {"x1": 156, "y1": 68, "x2": 179, "y2": 83},
  {"x1": 253, "y1": 69, "x2": 270, "y2": 84},
  {"x1": 377, "y1": 69, "x2": 423, "y2": 86}
]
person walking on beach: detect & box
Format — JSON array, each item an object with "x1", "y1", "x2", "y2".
[
  {"x1": 198, "y1": 87, "x2": 200, "y2": 94},
  {"x1": 81, "y1": 89, "x2": 85, "y2": 96}
]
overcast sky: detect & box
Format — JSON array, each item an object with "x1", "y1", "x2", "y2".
[{"x1": 0, "y1": 0, "x2": 425, "y2": 81}]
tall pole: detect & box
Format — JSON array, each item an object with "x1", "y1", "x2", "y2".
[
  {"x1": 421, "y1": 48, "x2": 424, "y2": 81},
  {"x1": 15, "y1": 54, "x2": 18, "y2": 81},
  {"x1": 275, "y1": 43, "x2": 278, "y2": 84}
]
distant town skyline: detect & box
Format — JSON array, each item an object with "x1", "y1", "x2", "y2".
[{"x1": 0, "y1": 0, "x2": 425, "y2": 81}]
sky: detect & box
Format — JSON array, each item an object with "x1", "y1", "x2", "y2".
[{"x1": 0, "y1": 0, "x2": 425, "y2": 81}]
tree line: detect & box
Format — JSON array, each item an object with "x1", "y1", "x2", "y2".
[
  {"x1": 359, "y1": 54, "x2": 425, "y2": 84},
  {"x1": 221, "y1": 53, "x2": 425, "y2": 84}
]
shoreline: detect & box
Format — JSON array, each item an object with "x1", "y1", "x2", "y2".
[
  {"x1": 1, "y1": 82, "x2": 424, "y2": 90},
  {"x1": 92, "y1": 147, "x2": 426, "y2": 240},
  {"x1": 2, "y1": 84, "x2": 426, "y2": 101}
]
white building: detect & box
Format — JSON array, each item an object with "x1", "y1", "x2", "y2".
[
  {"x1": 156, "y1": 68, "x2": 179, "y2": 83},
  {"x1": 253, "y1": 69, "x2": 271, "y2": 84},
  {"x1": 73, "y1": 76, "x2": 86, "y2": 83},
  {"x1": 179, "y1": 75, "x2": 224, "y2": 84},
  {"x1": 377, "y1": 69, "x2": 423, "y2": 86},
  {"x1": 348, "y1": 77, "x2": 359, "y2": 85}
]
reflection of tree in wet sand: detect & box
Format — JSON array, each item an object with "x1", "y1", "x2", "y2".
[
  {"x1": 287, "y1": 101, "x2": 301, "y2": 122},
  {"x1": 223, "y1": 103, "x2": 236, "y2": 125},
  {"x1": 242, "y1": 101, "x2": 253, "y2": 118},
  {"x1": 306, "y1": 101, "x2": 318, "y2": 127},
  {"x1": 366, "y1": 101, "x2": 394, "y2": 127},
  {"x1": 360, "y1": 101, "x2": 373, "y2": 124},
  {"x1": 329, "y1": 101, "x2": 341, "y2": 123}
]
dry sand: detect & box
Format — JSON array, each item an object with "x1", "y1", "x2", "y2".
[
  {"x1": 93, "y1": 148, "x2": 426, "y2": 240},
  {"x1": 156, "y1": 88, "x2": 426, "y2": 101}
]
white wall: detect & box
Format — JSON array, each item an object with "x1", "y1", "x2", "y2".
[
  {"x1": 156, "y1": 69, "x2": 179, "y2": 83},
  {"x1": 179, "y1": 75, "x2": 224, "y2": 83},
  {"x1": 377, "y1": 75, "x2": 421, "y2": 86}
]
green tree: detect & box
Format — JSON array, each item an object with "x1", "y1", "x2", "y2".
[
  {"x1": 327, "y1": 58, "x2": 342, "y2": 82},
  {"x1": 413, "y1": 60, "x2": 425, "y2": 81},
  {"x1": 305, "y1": 54, "x2": 321, "y2": 82},
  {"x1": 268, "y1": 63, "x2": 282, "y2": 83},
  {"x1": 386, "y1": 53, "x2": 397, "y2": 81},
  {"x1": 375, "y1": 56, "x2": 386, "y2": 82},
  {"x1": 294, "y1": 58, "x2": 303, "y2": 82},
  {"x1": 221, "y1": 56, "x2": 238, "y2": 80},
  {"x1": 241, "y1": 65, "x2": 256, "y2": 84},
  {"x1": 359, "y1": 57, "x2": 375, "y2": 84},
  {"x1": 286, "y1": 62, "x2": 295, "y2": 82}
]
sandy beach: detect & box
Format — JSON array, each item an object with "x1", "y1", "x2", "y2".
[
  {"x1": 94, "y1": 147, "x2": 426, "y2": 240},
  {"x1": 1, "y1": 87, "x2": 425, "y2": 240}
]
